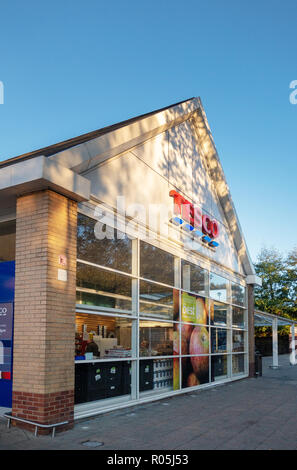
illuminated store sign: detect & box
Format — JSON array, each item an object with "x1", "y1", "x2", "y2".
[{"x1": 169, "y1": 190, "x2": 219, "y2": 248}]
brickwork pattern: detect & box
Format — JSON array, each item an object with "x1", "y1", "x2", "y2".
[{"x1": 12, "y1": 190, "x2": 78, "y2": 427}]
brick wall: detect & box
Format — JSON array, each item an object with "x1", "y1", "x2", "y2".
[{"x1": 12, "y1": 190, "x2": 77, "y2": 432}]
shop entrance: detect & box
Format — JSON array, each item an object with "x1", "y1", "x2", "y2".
[{"x1": 0, "y1": 261, "x2": 15, "y2": 407}]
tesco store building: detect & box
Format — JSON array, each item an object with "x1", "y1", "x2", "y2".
[{"x1": 0, "y1": 98, "x2": 261, "y2": 432}]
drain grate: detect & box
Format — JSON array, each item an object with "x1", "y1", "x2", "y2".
[{"x1": 81, "y1": 440, "x2": 104, "y2": 448}]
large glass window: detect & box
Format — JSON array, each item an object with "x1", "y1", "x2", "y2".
[
  {"x1": 232, "y1": 307, "x2": 246, "y2": 329},
  {"x1": 181, "y1": 292, "x2": 208, "y2": 325},
  {"x1": 181, "y1": 325, "x2": 209, "y2": 356},
  {"x1": 232, "y1": 330, "x2": 245, "y2": 352},
  {"x1": 140, "y1": 241, "x2": 175, "y2": 286},
  {"x1": 181, "y1": 259, "x2": 208, "y2": 296},
  {"x1": 76, "y1": 262, "x2": 133, "y2": 312},
  {"x1": 209, "y1": 273, "x2": 228, "y2": 303},
  {"x1": 232, "y1": 354, "x2": 245, "y2": 375},
  {"x1": 77, "y1": 213, "x2": 132, "y2": 274},
  {"x1": 0, "y1": 220, "x2": 16, "y2": 262},
  {"x1": 139, "y1": 321, "x2": 174, "y2": 357},
  {"x1": 139, "y1": 358, "x2": 180, "y2": 396},
  {"x1": 210, "y1": 300, "x2": 228, "y2": 326},
  {"x1": 231, "y1": 283, "x2": 245, "y2": 307},
  {"x1": 75, "y1": 313, "x2": 133, "y2": 359},
  {"x1": 182, "y1": 354, "x2": 209, "y2": 388},
  {"x1": 75, "y1": 216, "x2": 248, "y2": 408},
  {"x1": 211, "y1": 328, "x2": 228, "y2": 353},
  {"x1": 74, "y1": 312, "x2": 134, "y2": 405},
  {"x1": 211, "y1": 355, "x2": 228, "y2": 382},
  {"x1": 139, "y1": 282, "x2": 179, "y2": 321},
  {"x1": 75, "y1": 360, "x2": 132, "y2": 404}
]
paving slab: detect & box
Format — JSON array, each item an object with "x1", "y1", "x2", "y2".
[{"x1": 1, "y1": 354, "x2": 297, "y2": 450}]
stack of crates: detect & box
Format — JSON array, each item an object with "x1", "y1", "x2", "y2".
[
  {"x1": 75, "y1": 362, "x2": 128, "y2": 404},
  {"x1": 153, "y1": 359, "x2": 173, "y2": 390}
]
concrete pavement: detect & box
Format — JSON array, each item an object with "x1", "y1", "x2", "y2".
[{"x1": 0, "y1": 354, "x2": 297, "y2": 450}]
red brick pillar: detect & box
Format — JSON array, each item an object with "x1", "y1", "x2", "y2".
[{"x1": 12, "y1": 190, "x2": 77, "y2": 433}]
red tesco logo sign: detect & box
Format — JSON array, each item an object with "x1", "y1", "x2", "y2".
[{"x1": 169, "y1": 190, "x2": 219, "y2": 239}]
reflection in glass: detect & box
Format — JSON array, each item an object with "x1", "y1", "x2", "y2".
[
  {"x1": 76, "y1": 262, "x2": 132, "y2": 311},
  {"x1": 77, "y1": 213, "x2": 132, "y2": 274},
  {"x1": 211, "y1": 355, "x2": 228, "y2": 381},
  {"x1": 139, "y1": 321, "x2": 174, "y2": 357},
  {"x1": 209, "y1": 273, "x2": 228, "y2": 302},
  {"x1": 181, "y1": 259, "x2": 208, "y2": 296},
  {"x1": 211, "y1": 328, "x2": 227, "y2": 353},
  {"x1": 140, "y1": 241, "x2": 175, "y2": 286},
  {"x1": 210, "y1": 301, "x2": 228, "y2": 326},
  {"x1": 181, "y1": 292, "x2": 208, "y2": 325},
  {"x1": 232, "y1": 354, "x2": 245, "y2": 375},
  {"x1": 139, "y1": 282, "x2": 179, "y2": 321},
  {"x1": 75, "y1": 313, "x2": 132, "y2": 358},
  {"x1": 232, "y1": 330, "x2": 245, "y2": 352},
  {"x1": 232, "y1": 307, "x2": 245, "y2": 329},
  {"x1": 0, "y1": 220, "x2": 16, "y2": 262},
  {"x1": 231, "y1": 283, "x2": 245, "y2": 306}
]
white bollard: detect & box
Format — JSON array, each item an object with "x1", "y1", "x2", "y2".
[
  {"x1": 290, "y1": 325, "x2": 296, "y2": 366},
  {"x1": 271, "y1": 318, "x2": 279, "y2": 369}
]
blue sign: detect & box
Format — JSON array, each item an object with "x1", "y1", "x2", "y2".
[
  {"x1": 0, "y1": 261, "x2": 15, "y2": 407},
  {"x1": 0, "y1": 261, "x2": 15, "y2": 302},
  {"x1": 0, "y1": 303, "x2": 13, "y2": 374}
]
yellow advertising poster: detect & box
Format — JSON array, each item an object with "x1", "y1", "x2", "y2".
[
  {"x1": 181, "y1": 292, "x2": 196, "y2": 323},
  {"x1": 173, "y1": 358, "x2": 180, "y2": 390},
  {"x1": 181, "y1": 292, "x2": 208, "y2": 325}
]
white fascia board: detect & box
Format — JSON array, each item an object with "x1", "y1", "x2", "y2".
[
  {"x1": 246, "y1": 275, "x2": 262, "y2": 286},
  {"x1": 0, "y1": 155, "x2": 91, "y2": 202},
  {"x1": 49, "y1": 98, "x2": 201, "y2": 174},
  {"x1": 192, "y1": 101, "x2": 256, "y2": 278}
]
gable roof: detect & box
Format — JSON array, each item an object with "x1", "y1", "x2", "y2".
[
  {"x1": 0, "y1": 96, "x2": 257, "y2": 278},
  {"x1": 0, "y1": 98, "x2": 194, "y2": 169}
]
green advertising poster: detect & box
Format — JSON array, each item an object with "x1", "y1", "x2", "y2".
[{"x1": 181, "y1": 292, "x2": 196, "y2": 323}]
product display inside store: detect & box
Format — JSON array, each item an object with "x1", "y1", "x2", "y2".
[{"x1": 75, "y1": 313, "x2": 132, "y2": 359}]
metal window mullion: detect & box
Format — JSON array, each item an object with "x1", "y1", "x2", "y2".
[{"x1": 136, "y1": 238, "x2": 140, "y2": 401}]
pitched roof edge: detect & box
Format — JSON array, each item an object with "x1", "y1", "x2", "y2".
[
  {"x1": 0, "y1": 98, "x2": 195, "y2": 169},
  {"x1": 192, "y1": 99, "x2": 256, "y2": 277}
]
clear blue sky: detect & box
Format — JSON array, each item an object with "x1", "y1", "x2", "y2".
[{"x1": 0, "y1": 0, "x2": 296, "y2": 262}]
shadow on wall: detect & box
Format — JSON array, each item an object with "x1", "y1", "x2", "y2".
[{"x1": 83, "y1": 106, "x2": 243, "y2": 273}]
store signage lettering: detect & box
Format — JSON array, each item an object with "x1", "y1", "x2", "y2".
[{"x1": 169, "y1": 190, "x2": 219, "y2": 248}]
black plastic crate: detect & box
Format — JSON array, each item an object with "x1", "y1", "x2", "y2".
[
  {"x1": 122, "y1": 362, "x2": 132, "y2": 395},
  {"x1": 105, "y1": 362, "x2": 123, "y2": 386},
  {"x1": 140, "y1": 360, "x2": 154, "y2": 391},
  {"x1": 87, "y1": 363, "x2": 107, "y2": 390},
  {"x1": 86, "y1": 387, "x2": 107, "y2": 402},
  {"x1": 105, "y1": 383, "x2": 123, "y2": 398},
  {"x1": 74, "y1": 364, "x2": 88, "y2": 404}
]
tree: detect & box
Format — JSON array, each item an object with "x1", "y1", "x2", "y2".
[{"x1": 254, "y1": 246, "x2": 297, "y2": 321}]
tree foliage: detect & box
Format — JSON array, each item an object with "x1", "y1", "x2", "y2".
[{"x1": 254, "y1": 247, "x2": 297, "y2": 321}]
